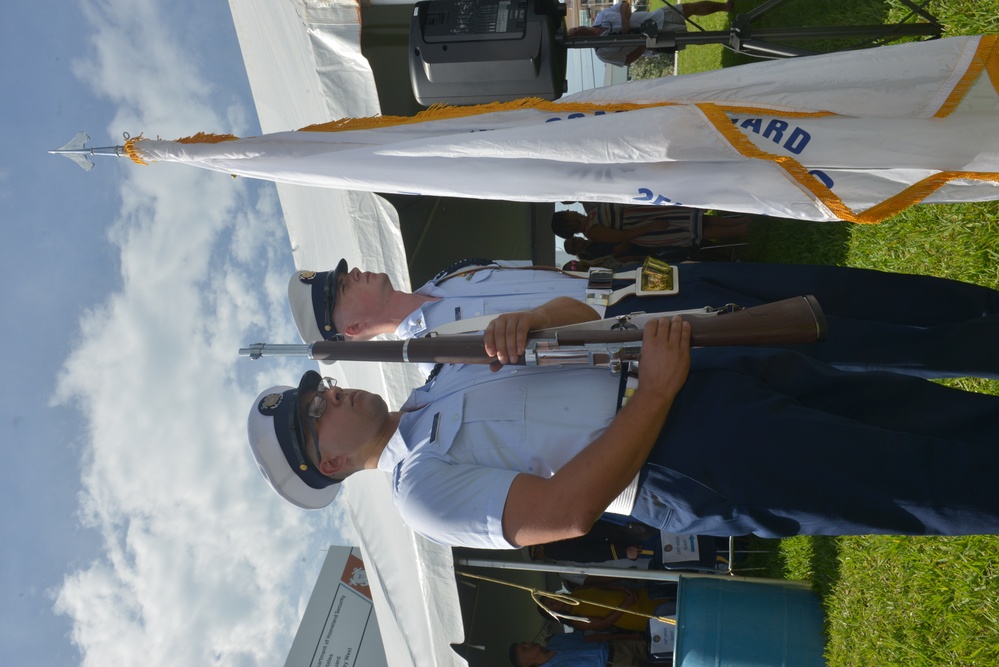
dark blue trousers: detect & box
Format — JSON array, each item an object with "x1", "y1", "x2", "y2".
[
  {"x1": 605, "y1": 263, "x2": 999, "y2": 379},
  {"x1": 630, "y1": 347, "x2": 999, "y2": 537}
]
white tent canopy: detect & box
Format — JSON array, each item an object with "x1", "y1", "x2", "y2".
[{"x1": 227, "y1": 1, "x2": 465, "y2": 665}]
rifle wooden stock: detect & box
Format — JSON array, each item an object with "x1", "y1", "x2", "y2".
[
  {"x1": 305, "y1": 296, "x2": 827, "y2": 365},
  {"x1": 677, "y1": 294, "x2": 827, "y2": 347}
]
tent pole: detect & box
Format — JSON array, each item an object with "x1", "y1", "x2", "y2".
[{"x1": 454, "y1": 557, "x2": 806, "y2": 587}]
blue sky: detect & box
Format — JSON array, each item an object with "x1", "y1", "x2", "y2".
[{"x1": 1, "y1": 2, "x2": 355, "y2": 666}]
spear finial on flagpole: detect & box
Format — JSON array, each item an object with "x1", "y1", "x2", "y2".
[{"x1": 48, "y1": 131, "x2": 129, "y2": 171}]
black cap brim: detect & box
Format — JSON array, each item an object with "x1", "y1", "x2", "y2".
[{"x1": 319, "y1": 258, "x2": 349, "y2": 336}]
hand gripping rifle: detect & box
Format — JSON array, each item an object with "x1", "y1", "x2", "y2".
[{"x1": 240, "y1": 296, "x2": 827, "y2": 373}]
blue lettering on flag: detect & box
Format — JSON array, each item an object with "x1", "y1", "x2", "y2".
[
  {"x1": 762, "y1": 119, "x2": 788, "y2": 143},
  {"x1": 783, "y1": 127, "x2": 811, "y2": 154},
  {"x1": 634, "y1": 188, "x2": 682, "y2": 206},
  {"x1": 729, "y1": 117, "x2": 812, "y2": 155},
  {"x1": 545, "y1": 110, "x2": 625, "y2": 123},
  {"x1": 808, "y1": 169, "x2": 834, "y2": 187}
]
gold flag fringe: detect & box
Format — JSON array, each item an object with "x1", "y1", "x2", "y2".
[
  {"x1": 299, "y1": 98, "x2": 676, "y2": 133},
  {"x1": 298, "y1": 98, "x2": 836, "y2": 133},
  {"x1": 699, "y1": 102, "x2": 999, "y2": 224},
  {"x1": 987, "y1": 35, "x2": 999, "y2": 96},
  {"x1": 123, "y1": 135, "x2": 149, "y2": 166},
  {"x1": 711, "y1": 105, "x2": 834, "y2": 119},
  {"x1": 174, "y1": 131, "x2": 240, "y2": 144},
  {"x1": 123, "y1": 132, "x2": 239, "y2": 166},
  {"x1": 933, "y1": 34, "x2": 999, "y2": 118},
  {"x1": 698, "y1": 103, "x2": 860, "y2": 222},
  {"x1": 856, "y1": 170, "x2": 999, "y2": 222}
]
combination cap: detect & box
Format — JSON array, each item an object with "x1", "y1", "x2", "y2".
[
  {"x1": 246, "y1": 370, "x2": 340, "y2": 509},
  {"x1": 288, "y1": 259, "x2": 348, "y2": 342}
]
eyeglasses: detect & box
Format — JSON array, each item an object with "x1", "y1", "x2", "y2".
[{"x1": 302, "y1": 377, "x2": 337, "y2": 468}]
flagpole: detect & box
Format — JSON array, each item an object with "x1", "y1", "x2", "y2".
[{"x1": 48, "y1": 131, "x2": 127, "y2": 171}]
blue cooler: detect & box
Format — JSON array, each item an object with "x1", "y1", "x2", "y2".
[{"x1": 651, "y1": 575, "x2": 826, "y2": 666}]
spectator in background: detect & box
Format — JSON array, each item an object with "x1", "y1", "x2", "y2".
[
  {"x1": 510, "y1": 632, "x2": 653, "y2": 667},
  {"x1": 568, "y1": 1, "x2": 734, "y2": 66},
  {"x1": 552, "y1": 205, "x2": 748, "y2": 255}
]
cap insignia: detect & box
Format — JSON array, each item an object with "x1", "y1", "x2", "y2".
[{"x1": 258, "y1": 392, "x2": 283, "y2": 414}]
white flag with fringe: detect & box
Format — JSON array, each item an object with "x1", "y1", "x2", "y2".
[{"x1": 127, "y1": 35, "x2": 999, "y2": 223}]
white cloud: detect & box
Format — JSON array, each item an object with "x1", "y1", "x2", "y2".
[
  {"x1": 73, "y1": 0, "x2": 226, "y2": 137},
  {"x1": 52, "y1": 2, "x2": 358, "y2": 666}
]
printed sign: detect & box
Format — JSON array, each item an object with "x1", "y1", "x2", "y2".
[
  {"x1": 660, "y1": 532, "x2": 700, "y2": 564},
  {"x1": 284, "y1": 547, "x2": 388, "y2": 667},
  {"x1": 649, "y1": 614, "x2": 677, "y2": 657}
]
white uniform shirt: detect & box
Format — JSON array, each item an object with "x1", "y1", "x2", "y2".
[
  {"x1": 394, "y1": 261, "x2": 588, "y2": 340},
  {"x1": 378, "y1": 362, "x2": 624, "y2": 549},
  {"x1": 592, "y1": 4, "x2": 655, "y2": 33}
]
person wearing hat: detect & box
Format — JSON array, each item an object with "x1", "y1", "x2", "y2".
[
  {"x1": 248, "y1": 312, "x2": 999, "y2": 549},
  {"x1": 289, "y1": 258, "x2": 999, "y2": 380},
  {"x1": 287, "y1": 259, "x2": 588, "y2": 344},
  {"x1": 246, "y1": 368, "x2": 396, "y2": 509}
]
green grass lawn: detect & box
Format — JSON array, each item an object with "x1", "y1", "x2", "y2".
[{"x1": 634, "y1": 2, "x2": 999, "y2": 665}]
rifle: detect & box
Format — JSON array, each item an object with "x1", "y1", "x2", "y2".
[{"x1": 241, "y1": 296, "x2": 827, "y2": 371}]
